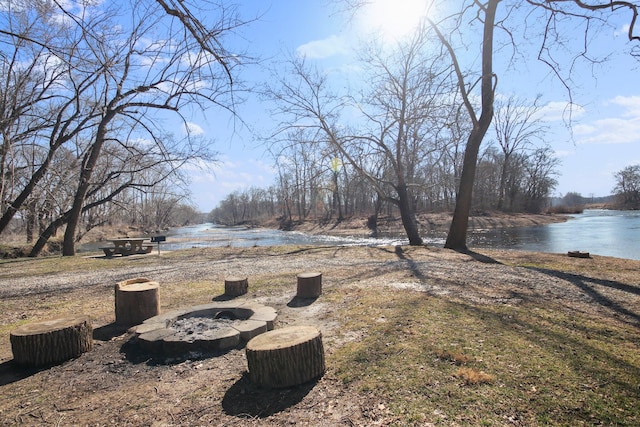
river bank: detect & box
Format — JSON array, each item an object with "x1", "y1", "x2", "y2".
[
  {"x1": 0, "y1": 212, "x2": 569, "y2": 258},
  {"x1": 262, "y1": 211, "x2": 568, "y2": 238}
]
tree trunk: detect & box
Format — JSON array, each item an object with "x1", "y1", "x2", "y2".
[
  {"x1": 497, "y1": 156, "x2": 508, "y2": 211},
  {"x1": 10, "y1": 315, "x2": 93, "y2": 367},
  {"x1": 444, "y1": 0, "x2": 498, "y2": 252},
  {"x1": 63, "y1": 111, "x2": 115, "y2": 256},
  {"x1": 0, "y1": 146, "x2": 61, "y2": 237},
  {"x1": 29, "y1": 214, "x2": 68, "y2": 257},
  {"x1": 397, "y1": 183, "x2": 423, "y2": 246},
  {"x1": 246, "y1": 325, "x2": 325, "y2": 388}
]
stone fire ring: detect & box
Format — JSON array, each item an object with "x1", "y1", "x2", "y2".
[{"x1": 132, "y1": 301, "x2": 277, "y2": 355}]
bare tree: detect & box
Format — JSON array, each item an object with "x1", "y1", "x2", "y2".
[
  {"x1": 267, "y1": 27, "x2": 458, "y2": 245},
  {"x1": 614, "y1": 164, "x2": 640, "y2": 208},
  {"x1": 1, "y1": 0, "x2": 247, "y2": 255},
  {"x1": 522, "y1": 145, "x2": 560, "y2": 213},
  {"x1": 492, "y1": 95, "x2": 547, "y2": 211},
  {"x1": 428, "y1": 0, "x2": 639, "y2": 251}
]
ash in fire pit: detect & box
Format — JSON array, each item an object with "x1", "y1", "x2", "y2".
[
  {"x1": 171, "y1": 314, "x2": 239, "y2": 341},
  {"x1": 133, "y1": 301, "x2": 277, "y2": 356}
]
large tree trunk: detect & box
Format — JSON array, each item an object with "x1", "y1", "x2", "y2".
[
  {"x1": 444, "y1": 0, "x2": 498, "y2": 252},
  {"x1": 397, "y1": 183, "x2": 423, "y2": 246},
  {"x1": 63, "y1": 112, "x2": 114, "y2": 256},
  {"x1": 29, "y1": 214, "x2": 68, "y2": 257}
]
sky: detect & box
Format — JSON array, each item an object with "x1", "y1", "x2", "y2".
[{"x1": 183, "y1": 0, "x2": 640, "y2": 212}]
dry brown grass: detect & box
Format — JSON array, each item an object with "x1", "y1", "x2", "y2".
[{"x1": 455, "y1": 367, "x2": 496, "y2": 385}]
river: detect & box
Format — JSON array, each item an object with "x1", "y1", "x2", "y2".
[
  {"x1": 467, "y1": 209, "x2": 640, "y2": 260},
  {"x1": 81, "y1": 209, "x2": 640, "y2": 260}
]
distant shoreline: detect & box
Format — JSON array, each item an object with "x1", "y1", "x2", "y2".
[{"x1": 259, "y1": 211, "x2": 569, "y2": 238}]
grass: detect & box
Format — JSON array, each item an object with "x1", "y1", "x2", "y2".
[{"x1": 329, "y1": 287, "x2": 640, "y2": 426}]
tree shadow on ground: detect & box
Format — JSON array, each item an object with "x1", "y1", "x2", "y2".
[
  {"x1": 222, "y1": 372, "x2": 318, "y2": 418},
  {"x1": 461, "y1": 249, "x2": 502, "y2": 264},
  {"x1": 529, "y1": 267, "x2": 640, "y2": 325},
  {"x1": 287, "y1": 295, "x2": 318, "y2": 307}
]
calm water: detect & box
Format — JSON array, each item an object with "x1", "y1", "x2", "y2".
[
  {"x1": 467, "y1": 209, "x2": 640, "y2": 260},
  {"x1": 81, "y1": 210, "x2": 640, "y2": 260}
]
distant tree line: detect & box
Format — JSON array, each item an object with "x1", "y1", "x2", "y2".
[{"x1": 209, "y1": 139, "x2": 560, "y2": 227}]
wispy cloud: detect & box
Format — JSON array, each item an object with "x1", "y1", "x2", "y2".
[
  {"x1": 296, "y1": 35, "x2": 350, "y2": 59},
  {"x1": 538, "y1": 101, "x2": 586, "y2": 122},
  {"x1": 183, "y1": 122, "x2": 204, "y2": 136},
  {"x1": 574, "y1": 95, "x2": 640, "y2": 144},
  {"x1": 615, "y1": 23, "x2": 631, "y2": 38}
]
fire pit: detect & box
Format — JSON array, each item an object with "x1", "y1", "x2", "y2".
[{"x1": 132, "y1": 301, "x2": 277, "y2": 356}]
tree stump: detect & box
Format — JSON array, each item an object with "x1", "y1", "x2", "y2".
[
  {"x1": 224, "y1": 276, "x2": 248, "y2": 297},
  {"x1": 10, "y1": 315, "x2": 93, "y2": 368},
  {"x1": 296, "y1": 272, "x2": 322, "y2": 298},
  {"x1": 246, "y1": 325, "x2": 325, "y2": 388},
  {"x1": 115, "y1": 277, "x2": 160, "y2": 326}
]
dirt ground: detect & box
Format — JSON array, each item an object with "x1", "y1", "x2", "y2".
[{"x1": 1, "y1": 239, "x2": 638, "y2": 426}]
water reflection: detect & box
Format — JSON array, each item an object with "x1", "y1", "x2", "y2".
[{"x1": 468, "y1": 209, "x2": 640, "y2": 260}]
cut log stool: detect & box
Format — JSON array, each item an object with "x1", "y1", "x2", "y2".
[
  {"x1": 115, "y1": 277, "x2": 160, "y2": 326},
  {"x1": 296, "y1": 272, "x2": 322, "y2": 298},
  {"x1": 224, "y1": 276, "x2": 248, "y2": 297},
  {"x1": 10, "y1": 315, "x2": 93, "y2": 368},
  {"x1": 246, "y1": 325, "x2": 325, "y2": 388}
]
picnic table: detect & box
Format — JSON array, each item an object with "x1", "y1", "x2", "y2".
[{"x1": 101, "y1": 238, "x2": 153, "y2": 257}]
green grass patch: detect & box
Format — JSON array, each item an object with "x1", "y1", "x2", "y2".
[{"x1": 330, "y1": 288, "x2": 640, "y2": 426}]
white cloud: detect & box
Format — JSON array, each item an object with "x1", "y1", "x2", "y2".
[
  {"x1": 296, "y1": 35, "x2": 349, "y2": 59},
  {"x1": 615, "y1": 23, "x2": 631, "y2": 37},
  {"x1": 538, "y1": 101, "x2": 586, "y2": 122},
  {"x1": 607, "y1": 95, "x2": 640, "y2": 117},
  {"x1": 575, "y1": 117, "x2": 640, "y2": 144},
  {"x1": 553, "y1": 149, "x2": 575, "y2": 158},
  {"x1": 573, "y1": 95, "x2": 640, "y2": 145},
  {"x1": 183, "y1": 122, "x2": 204, "y2": 136}
]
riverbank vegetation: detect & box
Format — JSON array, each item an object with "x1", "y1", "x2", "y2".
[{"x1": 0, "y1": 245, "x2": 638, "y2": 425}]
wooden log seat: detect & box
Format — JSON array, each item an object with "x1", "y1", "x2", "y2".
[
  {"x1": 115, "y1": 278, "x2": 160, "y2": 326},
  {"x1": 246, "y1": 325, "x2": 325, "y2": 388},
  {"x1": 568, "y1": 250, "x2": 590, "y2": 258},
  {"x1": 224, "y1": 276, "x2": 249, "y2": 297},
  {"x1": 296, "y1": 272, "x2": 322, "y2": 298},
  {"x1": 10, "y1": 315, "x2": 93, "y2": 368}
]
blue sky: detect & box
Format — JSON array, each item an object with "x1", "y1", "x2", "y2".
[{"x1": 184, "y1": 1, "x2": 640, "y2": 212}]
